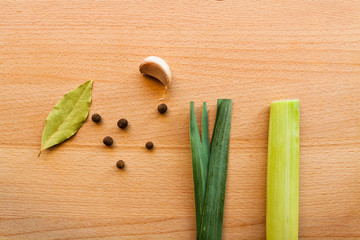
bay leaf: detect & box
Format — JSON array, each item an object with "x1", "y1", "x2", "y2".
[{"x1": 39, "y1": 80, "x2": 93, "y2": 156}]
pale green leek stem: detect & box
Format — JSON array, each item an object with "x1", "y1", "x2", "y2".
[{"x1": 266, "y1": 100, "x2": 299, "y2": 240}]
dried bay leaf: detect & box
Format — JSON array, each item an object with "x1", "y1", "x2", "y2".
[{"x1": 39, "y1": 80, "x2": 93, "y2": 156}]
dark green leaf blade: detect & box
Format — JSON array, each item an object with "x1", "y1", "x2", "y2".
[
  {"x1": 40, "y1": 80, "x2": 93, "y2": 154},
  {"x1": 210, "y1": 99, "x2": 223, "y2": 150},
  {"x1": 190, "y1": 102, "x2": 208, "y2": 239},
  {"x1": 201, "y1": 102, "x2": 210, "y2": 168},
  {"x1": 200, "y1": 99, "x2": 232, "y2": 240}
]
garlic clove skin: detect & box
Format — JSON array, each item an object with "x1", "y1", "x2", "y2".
[{"x1": 139, "y1": 56, "x2": 171, "y2": 89}]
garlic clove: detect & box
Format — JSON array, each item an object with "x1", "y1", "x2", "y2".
[{"x1": 139, "y1": 56, "x2": 171, "y2": 89}]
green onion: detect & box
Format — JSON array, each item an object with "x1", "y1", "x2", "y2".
[
  {"x1": 190, "y1": 99, "x2": 232, "y2": 240},
  {"x1": 266, "y1": 100, "x2": 299, "y2": 240},
  {"x1": 202, "y1": 102, "x2": 210, "y2": 171},
  {"x1": 190, "y1": 102, "x2": 209, "y2": 239}
]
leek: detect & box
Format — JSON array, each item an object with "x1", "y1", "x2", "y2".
[{"x1": 266, "y1": 100, "x2": 299, "y2": 240}]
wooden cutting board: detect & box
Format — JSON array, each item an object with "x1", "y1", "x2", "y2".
[{"x1": 0, "y1": 1, "x2": 359, "y2": 239}]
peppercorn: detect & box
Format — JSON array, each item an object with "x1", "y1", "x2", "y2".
[
  {"x1": 103, "y1": 136, "x2": 113, "y2": 146},
  {"x1": 117, "y1": 118, "x2": 128, "y2": 129},
  {"x1": 116, "y1": 160, "x2": 125, "y2": 169},
  {"x1": 91, "y1": 113, "x2": 101, "y2": 123},
  {"x1": 145, "y1": 141, "x2": 154, "y2": 150},
  {"x1": 157, "y1": 103, "x2": 167, "y2": 114}
]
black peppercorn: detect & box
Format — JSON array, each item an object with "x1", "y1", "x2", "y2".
[
  {"x1": 145, "y1": 141, "x2": 154, "y2": 150},
  {"x1": 117, "y1": 118, "x2": 128, "y2": 129},
  {"x1": 103, "y1": 136, "x2": 113, "y2": 146},
  {"x1": 91, "y1": 113, "x2": 101, "y2": 123},
  {"x1": 157, "y1": 103, "x2": 167, "y2": 114},
  {"x1": 116, "y1": 160, "x2": 125, "y2": 169}
]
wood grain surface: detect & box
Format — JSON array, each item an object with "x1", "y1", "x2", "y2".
[{"x1": 1, "y1": 0, "x2": 359, "y2": 239}]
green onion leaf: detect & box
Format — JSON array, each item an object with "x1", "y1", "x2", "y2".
[
  {"x1": 266, "y1": 100, "x2": 299, "y2": 240},
  {"x1": 199, "y1": 99, "x2": 232, "y2": 240},
  {"x1": 190, "y1": 102, "x2": 209, "y2": 238},
  {"x1": 202, "y1": 102, "x2": 210, "y2": 169}
]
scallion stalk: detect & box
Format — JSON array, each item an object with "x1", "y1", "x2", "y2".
[
  {"x1": 190, "y1": 99, "x2": 232, "y2": 240},
  {"x1": 200, "y1": 99, "x2": 232, "y2": 240},
  {"x1": 190, "y1": 102, "x2": 209, "y2": 238}
]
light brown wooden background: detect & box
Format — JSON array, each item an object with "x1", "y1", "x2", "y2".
[{"x1": 1, "y1": 1, "x2": 359, "y2": 239}]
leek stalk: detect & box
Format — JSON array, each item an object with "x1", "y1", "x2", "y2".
[{"x1": 266, "y1": 100, "x2": 299, "y2": 240}]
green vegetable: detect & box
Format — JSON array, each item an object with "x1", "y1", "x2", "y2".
[
  {"x1": 190, "y1": 99, "x2": 232, "y2": 240},
  {"x1": 201, "y1": 102, "x2": 210, "y2": 171},
  {"x1": 266, "y1": 100, "x2": 299, "y2": 240},
  {"x1": 190, "y1": 102, "x2": 209, "y2": 239},
  {"x1": 39, "y1": 80, "x2": 93, "y2": 156}
]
